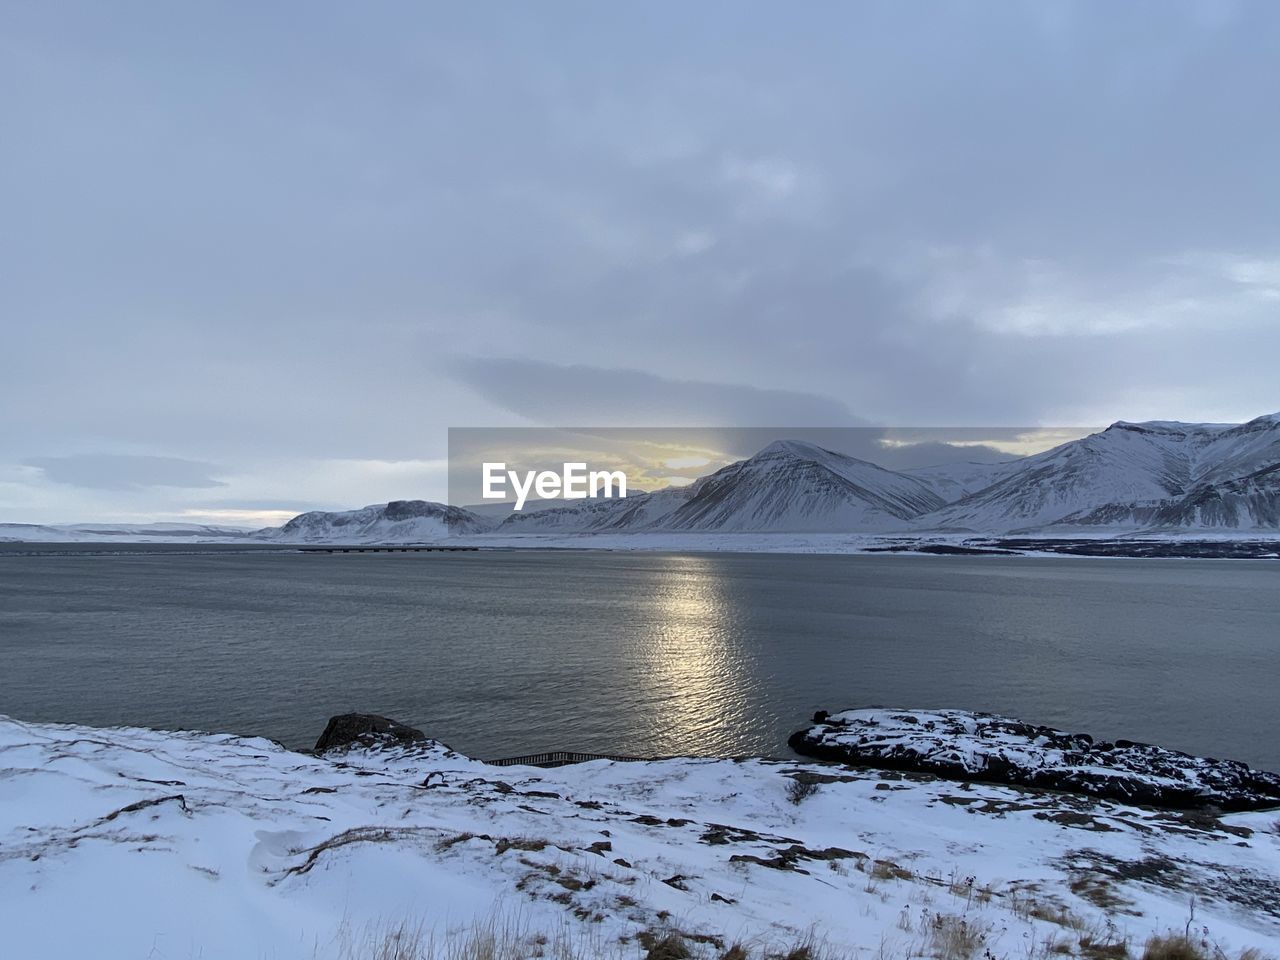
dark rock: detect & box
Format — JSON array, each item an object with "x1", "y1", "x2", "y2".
[
  {"x1": 789, "y1": 708, "x2": 1280, "y2": 812},
  {"x1": 313, "y1": 713, "x2": 427, "y2": 753}
]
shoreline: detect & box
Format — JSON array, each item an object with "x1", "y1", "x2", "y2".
[{"x1": 3, "y1": 532, "x2": 1280, "y2": 559}]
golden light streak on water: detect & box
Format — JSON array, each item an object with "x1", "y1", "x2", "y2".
[{"x1": 632, "y1": 556, "x2": 753, "y2": 754}]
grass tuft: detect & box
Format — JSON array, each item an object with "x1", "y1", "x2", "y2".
[
  {"x1": 642, "y1": 933, "x2": 692, "y2": 960},
  {"x1": 1141, "y1": 935, "x2": 1205, "y2": 960}
]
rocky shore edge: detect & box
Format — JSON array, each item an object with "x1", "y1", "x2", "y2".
[
  {"x1": 313, "y1": 708, "x2": 1280, "y2": 813},
  {"x1": 788, "y1": 707, "x2": 1280, "y2": 812}
]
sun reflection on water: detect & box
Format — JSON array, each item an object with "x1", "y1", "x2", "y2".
[{"x1": 630, "y1": 556, "x2": 755, "y2": 756}]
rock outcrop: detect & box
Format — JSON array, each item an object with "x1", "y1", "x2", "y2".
[
  {"x1": 313, "y1": 713, "x2": 428, "y2": 754},
  {"x1": 789, "y1": 708, "x2": 1280, "y2": 812}
]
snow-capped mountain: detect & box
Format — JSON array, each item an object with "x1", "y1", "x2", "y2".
[
  {"x1": 656, "y1": 440, "x2": 945, "y2": 532},
  {"x1": 259, "y1": 500, "x2": 492, "y2": 543},
  {"x1": 497, "y1": 440, "x2": 945, "y2": 534},
  {"x1": 288, "y1": 418, "x2": 1280, "y2": 538},
  {"x1": 919, "y1": 414, "x2": 1280, "y2": 533},
  {"x1": 8, "y1": 413, "x2": 1279, "y2": 544}
]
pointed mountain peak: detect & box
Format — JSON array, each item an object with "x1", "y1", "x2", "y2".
[{"x1": 754, "y1": 439, "x2": 838, "y2": 459}]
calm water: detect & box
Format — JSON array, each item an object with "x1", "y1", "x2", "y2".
[{"x1": 0, "y1": 545, "x2": 1277, "y2": 770}]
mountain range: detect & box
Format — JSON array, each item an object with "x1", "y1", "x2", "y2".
[
  {"x1": 921, "y1": 415, "x2": 1280, "y2": 533},
  {"x1": 7, "y1": 413, "x2": 1279, "y2": 544},
  {"x1": 253, "y1": 412, "x2": 1280, "y2": 542}
]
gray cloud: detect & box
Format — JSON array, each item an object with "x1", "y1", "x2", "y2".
[
  {"x1": 2, "y1": 1, "x2": 1278, "y2": 521},
  {"x1": 452, "y1": 357, "x2": 862, "y2": 427},
  {"x1": 26, "y1": 455, "x2": 227, "y2": 491}
]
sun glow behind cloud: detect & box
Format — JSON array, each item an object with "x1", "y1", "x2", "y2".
[
  {"x1": 176, "y1": 508, "x2": 301, "y2": 528},
  {"x1": 448, "y1": 432, "x2": 740, "y2": 504},
  {"x1": 664, "y1": 455, "x2": 713, "y2": 470},
  {"x1": 876, "y1": 428, "x2": 1092, "y2": 458}
]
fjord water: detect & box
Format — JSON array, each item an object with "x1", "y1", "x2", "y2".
[{"x1": 1, "y1": 545, "x2": 1277, "y2": 771}]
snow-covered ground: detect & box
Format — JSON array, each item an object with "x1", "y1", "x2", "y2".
[{"x1": 2, "y1": 715, "x2": 1277, "y2": 959}]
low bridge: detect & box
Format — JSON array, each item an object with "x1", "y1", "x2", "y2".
[{"x1": 298, "y1": 545, "x2": 481, "y2": 554}]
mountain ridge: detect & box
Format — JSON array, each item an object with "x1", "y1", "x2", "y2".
[
  {"x1": 257, "y1": 499, "x2": 493, "y2": 543},
  {"x1": 10, "y1": 412, "x2": 1280, "y2": 543}
]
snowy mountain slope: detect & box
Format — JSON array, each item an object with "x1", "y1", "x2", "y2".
[
  {"x1": 918, "y1": 415, "x2": 1280, "y2": 532},
  {"x1": 463, "y1": 495, "x2": 635, "y2": 519},
  {"x1": 656, "y1": 440, "x2": 945, "y2": 532},
  {"x1": 259, "y1": 499, "x2": 493, "y2": 542},
  {"x1": 0, "y1": 522, "x2": 88, "y2": 542},
  {"x1": 1052, "y1": 461, "x2": 1280, "y2": 532},
  {"x1": 1153, "y1": 461, "x2": 1280, "y2": 529},
  {"x1": 493, "y1": 484, "x2": 696, "y2": 533},
  {"x1": 1193, "y1": 413, "x2": 1280, "y2": 485},
  {"x1": 903, "y1": 459, "x2": 1021, "y2": 500},
  {"x1": 493, "y1": 440, "x2": 948, "y2": 534}
]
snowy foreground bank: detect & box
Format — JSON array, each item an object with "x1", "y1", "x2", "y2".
[{"x1": 1, "y1": 716, "x2": 1278, "y2": 959}]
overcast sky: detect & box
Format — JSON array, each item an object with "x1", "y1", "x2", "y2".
[{"x1": 3, "y1": 1, "x2": 1278, "y2": 525}]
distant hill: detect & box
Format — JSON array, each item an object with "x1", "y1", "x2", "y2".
[
  {"x1": 256, "y1": 500, "x2": 493, "y2": 543},
  {"x1": 0, "y1": 522, "x2": 252, "y2": 543}
]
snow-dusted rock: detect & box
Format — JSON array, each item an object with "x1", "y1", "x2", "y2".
[
  {"x1": 313, "y1": 712, "x2": 431, "y2": 753},
  {"x1": 790, "y1": 708, "x2": 1280, "y2": 811}
]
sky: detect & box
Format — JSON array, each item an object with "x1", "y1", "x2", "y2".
[{"x1": 2, "y1": 1, "x2": 1278, "y2": 525}]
